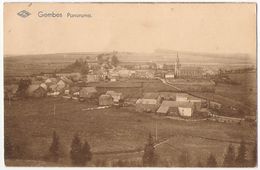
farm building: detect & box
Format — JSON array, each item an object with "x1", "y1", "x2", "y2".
[
  {"x1": 106, "y1": 91, "x2": 123, "y2": 103},
  {"x1": 156, "y1": 100, "x2": 195, "y2": 117},
  {"x1": 136, "y1": 99, "x2": 159, "y2": 113},
  {"x1": 26, "y1": 85, "x2": 47, "y2": 98},
  {"x1": 99, "y1": 94, "x2": 113, "y2": 106},
  {"x1": 176, "y1": 93, "x2": 189, "y2": 101},
  {"x1": 79, "y1": 87, "x2": 97, "y2": 98}
]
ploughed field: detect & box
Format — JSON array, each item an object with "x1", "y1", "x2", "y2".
[{"x1": 5, "y1": 97, "x2": 256, "y2": 166}]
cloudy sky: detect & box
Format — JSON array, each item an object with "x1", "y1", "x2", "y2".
[{"x1": 4, "y1": 3, "x2": 256, "y2": 58}]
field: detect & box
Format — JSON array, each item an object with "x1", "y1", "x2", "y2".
[
  {"x1": 4, "y1": 97, "x2": 256, "y2": 166},
  {"x1": 193, "y1": 72, "x2": 256, "y2": 115}
]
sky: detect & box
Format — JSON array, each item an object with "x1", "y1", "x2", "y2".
[{"x1": 4, "y1": 3, "x2": 256, "y2": 58}]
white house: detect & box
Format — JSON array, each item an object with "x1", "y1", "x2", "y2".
[{"x1": 178, "y1": 107, "x2": 193, "y2": 117}]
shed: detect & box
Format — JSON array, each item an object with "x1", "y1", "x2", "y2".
[
  {"x1": 99, "y1": 94, "x2": 113, "y2": 106},
  {"x1": 79, "y1": 87, "x2": 97, "y2": 98}
]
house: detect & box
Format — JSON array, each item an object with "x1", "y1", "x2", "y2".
[
  {"x1": 136, "y1": 98, "x2": 159, "y2": 113},
  {"x1": 178, "y1": 105, "x2": 193, "y2": 117},
  {"x1": 56, "y1": 80, "x2": 66, "y2": 92},
  {"x1": 87, "y1": 74, "x2": 100, "y2": 82},
  {"x1": 40, "y1": 83, "x2": 48, "y2": 91},
  {"x1": 189, "y1": 97, "x2": 202, "y2": 111},
  {"x1": 70, "y1": 86, "x2": 81, "y2": 95},
  {"x1": 49, "y1": 84, "x2": 58, "y2": 92},
  {"x1": 64, "y1": 89, "x2": 70, "y2": 95},
  {"x1": 79, "y1": 87, "x2": 97, "y2": 98},
  {"x1": 60, "y1": 76, "x2": 73, "y2": 85},
  {"x1": 165, "y1": 73, "x2": 175, "y2": 79},
  {"x1": 110, "y1": 78, "x2": 117, "y2": 82},
  {"x1": 106, "y1": 91, "x2": 123, "y2": 103},
  {"x1": 45, "y1": 78, "x2": 58, "y2": 86},
  {"x1": 99, "y1": 94, "x2": 113, "y2": 106},
  {"x1": 118, "y1": 70, "x2": 132, "y2": 78}
]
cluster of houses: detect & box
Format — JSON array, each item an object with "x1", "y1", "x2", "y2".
[{"x1": 135, "y1": 92, "x2": 204, "y2": 118}]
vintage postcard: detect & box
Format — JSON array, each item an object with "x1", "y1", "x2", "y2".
[{"x1": 3, "y1": 3, "x2": 257, "y2": 167}]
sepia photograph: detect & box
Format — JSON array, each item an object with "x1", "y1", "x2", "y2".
[{"x1": 3, "y1": 2, "x2": 257, "y2": 167}]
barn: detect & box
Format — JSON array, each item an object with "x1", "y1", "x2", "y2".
[{"x1": 136, "y1": 99, "x2": 159, "y2": 113}]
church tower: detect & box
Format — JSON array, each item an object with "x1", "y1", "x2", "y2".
[{"x1": 174, "y1": 53, "x2": 181, "y2": 78}]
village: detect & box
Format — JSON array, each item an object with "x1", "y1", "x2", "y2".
[
  {"x1": 4, "y1": 52, "x2": 255, "y2": 123},
  {"x1": 4, "y1": 52, "x2": 257, "y2": 167},
  {"x1": 3, "y1": 53, "x2": 241, "y2": 121}
]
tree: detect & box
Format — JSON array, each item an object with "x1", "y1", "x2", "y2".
[
  {"x1": 80, "y1": 141, "x2": 92, "y2": 166},
  {"x1": 80, "y1": 63, "x2": 89, "y2": 75},
  {"x1": 49, "y1": 131, "x2": 60, "y2": 162},
  {"x1": 97, "y1": 54, "x2": 104, "y2": 65},
  {"x1": 70, "y1": 134, "x2": 92, "y2": 166},
  {"x1": 111, "y1": 55, "x2": 119, "y2": 67},
  {"x1": 178, "y1": 151, "x2": 190, "y2": 167},
  {"x1": 70, "y1": 134, "x2": 82, "y2": 166},
  {"x1": 17, "y1": 79, "x2": 31, "y2": 97},
  {"x1": 223, "y1": 144, "x2": 235, "y2": 167},
  {"x1": 142, "y1": 133, "x2": 156, "y2": 167},
  {"x1": 207, "y1": 153, "x2": 218, "y2": 167},
  {"x1": 236, "y1": 139, "x2": 247, "y2": 167}
]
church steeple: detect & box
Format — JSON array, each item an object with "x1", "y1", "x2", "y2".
[{"x1": 175, "y1": 52, "x2": 181, "y2": 78}]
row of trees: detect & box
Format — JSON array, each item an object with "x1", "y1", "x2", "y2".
[
  {"x1": 47, "y1": 131, "x2": 92, "y2": 166},
  {"x1": 5, "y1": 130, "x2": 257, "y2": 167},
  {"x1": 142, "y1": 133, "x2": 257, "y2": 167}
]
